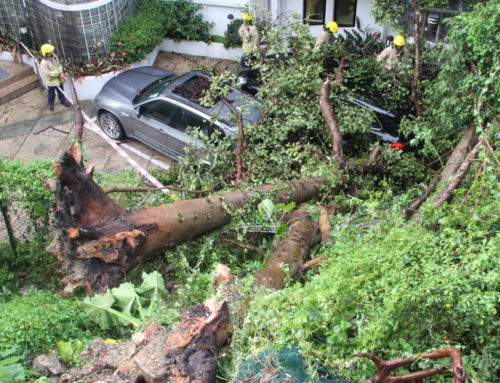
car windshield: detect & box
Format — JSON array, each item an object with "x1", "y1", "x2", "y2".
[{"x1": 133, "y1": 75, "x2": 178, "y2": 104}]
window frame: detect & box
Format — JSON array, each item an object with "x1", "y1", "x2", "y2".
[
  {"x1": 303, "y1": 0, "x2": 327, "y2": 26},
  {"x1": 333, "y1": 0, "x2": 358, "y2": 28}
]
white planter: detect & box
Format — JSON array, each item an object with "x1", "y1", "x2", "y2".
[
  {"x1": 160, "y1": 39, "x2": 242, "y2": 61},
  {"x1": 71, "y1": 71, "x2": 120, "y2": 100},
  {"x1": 0, "y1": 51, "x2": 39, "y2": 71}
]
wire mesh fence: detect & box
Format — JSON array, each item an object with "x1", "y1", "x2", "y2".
[{"x1": 0, "y1": 194, "x2": 43, "y2": 253}]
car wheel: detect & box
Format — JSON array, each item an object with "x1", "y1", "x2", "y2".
[{"x1": 99, "y1": 112, "x2": 125, "y2": 140}]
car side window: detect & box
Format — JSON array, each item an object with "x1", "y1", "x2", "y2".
[
  {"x1": 172, "y1": 108, "x2": 217, "y2": 138},
  {"x1": 140, "y1": 100, "x2": 176, "y2": 126}
]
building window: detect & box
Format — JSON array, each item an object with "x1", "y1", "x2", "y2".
[
  {"x1": 304, "y1": 0, "x2": 326, "y2": 25},
  {"x1": 422, "y1": 9, "x2": 459, "y2": 41},
  {"x1": 334, "y1": 0, "x2": 357, "y2": 27}
]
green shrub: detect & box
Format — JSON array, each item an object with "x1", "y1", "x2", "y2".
[
  {"x1": 0, "y1": 159, "x2": 58, "y2": 291},
  {"x1": 224, "y1": 19, "x2": 243, "y2": 48},
  {"x1": 110, "y1": 13, "x2": 165, "y2": 62},
  {"x1": 231, "y1": 200, "x2": 500, "y2": 381},
  {"x1": 0, "y1": 291, "x2": 104, "y2": 360},
  {"x1": 109, "y1": 0, "x2": 213, "y2": 62},
  {"x1": 161, "y1": 0, "x2": 213, "y2": 42}
]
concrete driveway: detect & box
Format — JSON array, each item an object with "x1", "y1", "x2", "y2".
[{"x1": 0, "y1": 87, "x2": 175, "y2": 175}]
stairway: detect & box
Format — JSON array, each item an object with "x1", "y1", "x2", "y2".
[{"x1": 0, "y1": 62, "x2": 40, "y2": 105}]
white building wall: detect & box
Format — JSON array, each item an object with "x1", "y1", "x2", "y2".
[
  {"x1": 276, "y1": 0, "x2": 385, "y2": 38},
  {"x1": 195, "y1": 0, "x2": 247, "y2": 36}
]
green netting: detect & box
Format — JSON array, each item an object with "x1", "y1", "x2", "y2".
[{"x1": 234, "y1": 345, "x2": 349, "y2": 383}]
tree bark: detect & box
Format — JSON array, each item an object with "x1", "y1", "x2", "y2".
[
  {"x1": 408, "y1": 124, "x2": 477, "y2": 221},
  {"x1": 320, "y1": 59, "x2": 346, "y2": 165},
  {"x1": 254, "y1": 210, "x2": 320, "y2": 289},
  {"x1": 436, "y1": 124, "x2": 477, "y2": 190},
  {"x1": 61, "y1": 300, "x2": 231, "y2": 383},
  {"x1": 320, "y1": 79, "x2": 344, "y2": 163},
  {"x1": 432, "y1": 134, "x2": 484, "y2": 208},
  {"x1": 49, "y1": 146, "x2": 332, "y2": 295},
  {"x1": 411, "y1": 0, "x2": 423, "y2": 117}
]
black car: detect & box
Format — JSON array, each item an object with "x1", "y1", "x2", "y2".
[{"x1": 237, "y1": 66, "x2": 409, "y2": 150}]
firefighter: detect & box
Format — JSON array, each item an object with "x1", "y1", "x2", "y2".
[
  {"x1": 314, "y1": 21, "x2": 338, "y2": 49},
  {"x1": 376, "y1": 35, "x2": 408, "y2": 71},
  {"x1": 238, "y1": 11, "x2": 260, "y2": 68},
  {"x1": 40, "y1": 43, "x2": 71, "y2": 111}
]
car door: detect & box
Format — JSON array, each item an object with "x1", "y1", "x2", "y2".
[
  {"x1": 166, "y1": 104, "x2": 217, "y2": 158},
  {"x1": 130, "y1": 100, "x2": 176, "y2": 156}
]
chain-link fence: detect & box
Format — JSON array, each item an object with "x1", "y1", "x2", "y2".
[{"x1": 0, "y1": 195, "x2": 41, "y2": 254}]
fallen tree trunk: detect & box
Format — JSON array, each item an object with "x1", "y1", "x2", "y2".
[{"x1": 50, "y1": 147, "x2": 332, "y2": 295}]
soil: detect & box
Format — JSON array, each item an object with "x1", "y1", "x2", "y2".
[{"x1": 154, "y1": 51, "x2": 240, "y2": 75}]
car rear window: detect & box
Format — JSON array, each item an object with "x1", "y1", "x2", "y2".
[{"x1": 134, "y1": 75, "x2": 178, "y2": 104}]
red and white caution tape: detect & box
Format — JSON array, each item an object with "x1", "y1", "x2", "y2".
[{"x1": 58, "y1": 87, "x2": 169, "y2": 194}]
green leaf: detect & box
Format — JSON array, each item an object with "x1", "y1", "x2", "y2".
[
  {"x1": 56, "y1": 341, "x2": 74, "y2": 363},
  {"x1": 111, "y1": 282, "x2": 145, "y2": 321},
  {"x1": 136, "y1": 271, "x2": 167, "y2": 318},
  {"x1": 82, "y1": 291, "x2": 141, "y2": 328},
  {"x1": 276, "y1": 223, "x2": 288, "y2": 236}
]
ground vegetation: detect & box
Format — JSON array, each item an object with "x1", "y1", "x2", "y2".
[{"x1": 0, "y1": 1, "x2": 498, "y2": 382}]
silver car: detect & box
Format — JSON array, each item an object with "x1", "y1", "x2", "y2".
[{"x1": 94, "y1": 66, "x2": 262, "y2": 160}]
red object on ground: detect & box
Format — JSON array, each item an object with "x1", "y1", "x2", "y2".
[{"x1": 391, "y1": 142, "x2": 410, "y2": 151}]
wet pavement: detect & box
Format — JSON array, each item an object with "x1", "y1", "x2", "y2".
[{"x1": 0, "y1": 86, "x2": 175, "y2": 174}]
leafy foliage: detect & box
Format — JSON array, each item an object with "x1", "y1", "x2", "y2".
[
  {"x1": 109, "y1": 0, "x2": 213, "y2": 62},
  {"x1": 82, "y1": 271, "x2": 167, "y2": 330},
  {"x1": 224, "y1": 19, "x2": 243, "y2": 48},
  {"x1": 403, "y1": 0, "x2": 500, "y2": 155},
  {"x1": 0, "y1": 291, "x2": 103, "y2": 360},
  {"x1": 0, "y1": 159, "x2": 58, "y2": 291},
  {"x1": 230, "y1": 187, "x2": 500, "y2": 381}
]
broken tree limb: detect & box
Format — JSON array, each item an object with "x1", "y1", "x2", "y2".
[
  {"x1": 320, "y1": 78, "x2": 344, "y2": 164},
  {"x1": 411, "y1": 0, "x2": 423, "y2": 117},
  {"x1": 436, "y1": 125, "x2": 477, "y2": 190},
  {"x1": 67, "y1": 75, "x2": 84, "y2": 146},
  {"x1": 50, "y1": 147, "x2": 333, "y2": 295},
  {"x1": 408, "y1": 124, "x2": 478, "y2": 222},
  {"x1": 353, "y1": 346, "x2": 466, "y2": 383},
  {"x1": 254, "y1": 210, "x2": 320, "y2": 289},
  {"x1": 432, "y1": 134, "x2": 485, "y2": 208},
  {"x1": 404, "y1": 177, "x2": 438, "y2": 221},
  {"x1": 318, "y1": 205, "x2": 333, "y2": 243}
]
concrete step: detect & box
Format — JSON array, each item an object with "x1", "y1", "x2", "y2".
[
  {"x1": 0, "y1": 65, "x2": 36, "y2": 88},
  {"x1": 0, "y1": 73, "x2": 40, "y2": 105}
]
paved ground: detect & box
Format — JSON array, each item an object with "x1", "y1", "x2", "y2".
[
  {"x1": 0, "y1": 86, "x2": 176, "y2": 174},
  {"x1": 0, "y1": 52, "x2": 238, "y2": 174}
]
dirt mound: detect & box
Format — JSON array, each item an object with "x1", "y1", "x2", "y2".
[{"x1": 154, "y1": 51, "x2": 239, "y2": 75}]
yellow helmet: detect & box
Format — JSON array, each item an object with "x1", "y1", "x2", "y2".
[
  {"x1": 326, "y1": 21, "x2": 339, "y2": 33},
  {"x1": 393, "y1": 35, "x2": 406, "y2": 46},
  {"x1": 41, "y1": 43, "x2": 55, "y2": 57},
  {"x1": 242, "y1": 12, "x2": 253, "y2": 21}
]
